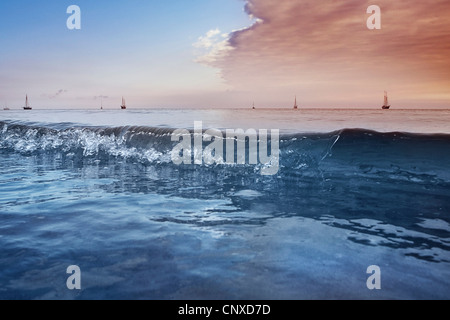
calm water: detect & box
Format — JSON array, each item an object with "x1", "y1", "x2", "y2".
[
  {"x1": 0, "y1": 108, "x2": 449, "y2": 299},
  {"x1": 2, "y1": 108, "x2": 450, "y2": 133}
]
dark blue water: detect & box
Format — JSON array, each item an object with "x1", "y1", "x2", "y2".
[{"x1": 0, "y1": 120, "x2": 449, "y2": 299}]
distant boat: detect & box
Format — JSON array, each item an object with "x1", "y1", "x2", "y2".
[
  {"x1": 382, "y1": 91, "x2": 391, "y2": 110},
  {"x1": 252, "y1": 102, "x2": 255, "y2": 110},
  {"x1": 121, "y1": 97, "x2": 127, "y2": 110},
  {"x1": 100, "y1": 96, "x2": 103, "y2": 110},
  {"x1": 3, "y1": 107, "x2": 10, "y2": 111},
  {"x1": 293, "y1": 96, "x2": 298, "y2": 110},
  {"x1": 23, "y1": 95, "x2": 32, "y2": 110}
]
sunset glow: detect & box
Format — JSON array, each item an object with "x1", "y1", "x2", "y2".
[{"x1": 1, "y1": 0, "x2": 449, "y2": 108}]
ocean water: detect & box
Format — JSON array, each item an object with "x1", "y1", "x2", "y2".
[{"x1": 0, "y1": 108, "x2": 449, "y2": 300}]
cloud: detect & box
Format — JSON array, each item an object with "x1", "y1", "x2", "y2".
[
  {"x1": 197, "y1": 0, "x2": 450, "y2": 106},
  {"x1": 193, "y1": 28, "x2": 233, "y2": 64},
  {"x1": 94, "y1": 95, "x2": 109, "y2": 100},
  {"x1": 45, "y1": 89, "x2": 68, "y2": 99},
  {"x1": 193, "y1": 29, "x2": 222, "y2": 49}
]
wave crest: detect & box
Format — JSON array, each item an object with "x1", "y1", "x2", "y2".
[{"x1": 1, "y1": 121, "x2": 450, "y2": 181}]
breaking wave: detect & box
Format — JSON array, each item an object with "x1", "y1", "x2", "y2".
[{"x1": 1, "y1": 121, "x2": 450, "y2": 179}]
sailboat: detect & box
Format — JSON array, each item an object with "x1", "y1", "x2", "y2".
[
  {"x1": 252, "y1": 102, "x2": 255, "y2": 110},
  {"x1": 121, "y1": 97, "x2": 127, "y2": 110},
  {"x1": 23, "y1": 95, "x2": 32, "y2": 110},
  {"x1": 293, "y1": 96, "x2": 298, "y2": 110},
  {"x1": 3, "y1": 102, "x2": 9, "y2": 111},
  {"x1": 382, "y1": 91, "x2": 391, "y2": 110}
]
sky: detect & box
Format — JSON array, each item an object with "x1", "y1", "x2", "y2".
[{"x1": 0, "y1": 0, "x2": 449, "y2": 109}]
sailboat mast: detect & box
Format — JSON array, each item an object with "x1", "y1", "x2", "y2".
[
  {"x1": 381, "y1": 91, "x2": 391, "y2": 109},
  {"x1": 23, "y1": 94, "x2": 32, "y2": 110}
]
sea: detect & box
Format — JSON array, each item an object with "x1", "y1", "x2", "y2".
[{"x1": 0, "y1": 108, "x2": 449, "y2": 300}]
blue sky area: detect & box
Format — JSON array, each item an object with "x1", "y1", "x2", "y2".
[{"x1": 0, "y1": 0, "x2": 251, "y2": 108}]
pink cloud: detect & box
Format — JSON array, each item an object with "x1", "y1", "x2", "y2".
[{"x1": 201, "y1": 0, "x2": 450, "y2": 107}]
